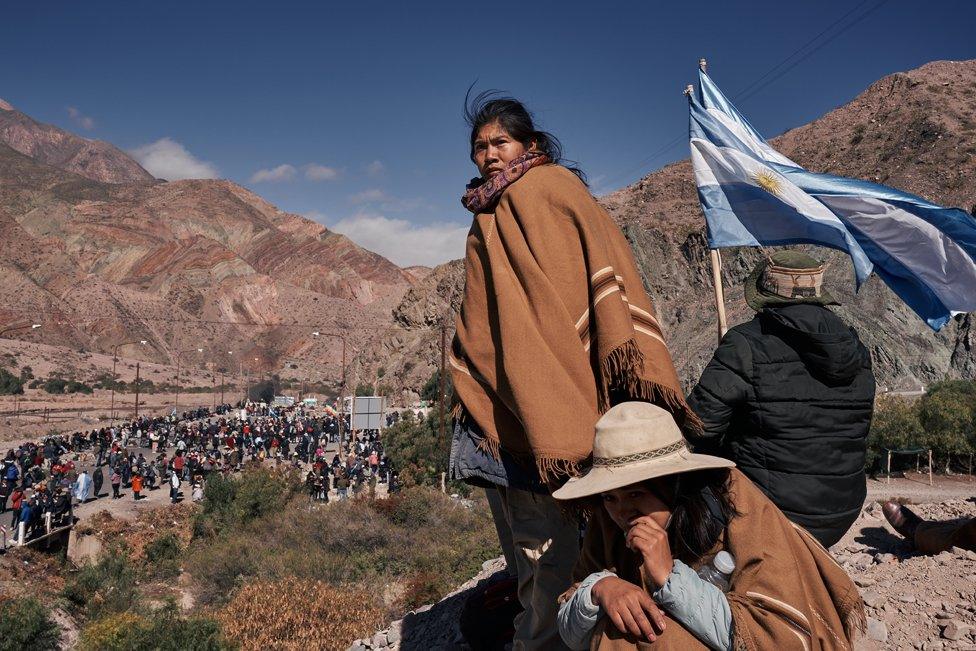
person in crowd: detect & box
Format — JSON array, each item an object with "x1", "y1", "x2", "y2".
[
  {"x1": 687, "y1": 251, "x2": 875, "y2": 548},
  {"x1": 132, "y1": 471, "x2": 143, "y2": 501},
  {"x1": 169, "y1": 467, "x2": 181, "y2": 504},
  {"x1": 555, "y1": 402, "x2": 865, "y2": 650},
  {"x1": 110, "y1": 467, "x2": 122, "y2": 499},
  {"x1": 92, "y1": 465, "x2": 104, "y2": 498},
  {"x1": 73, "y1": 469, "x2": 92, "y2": 504},
  {"x1": 15, "y1": 494, "x2": 33, "y2": 543},
  {"x1": 334, "y1": 468, "x2": 350, "y2": 500},
  {"x1": 0, "y1": 478, "x2": 11, "y2": 514},
  {"x1": 449, "y1": 93, "x2": 698, "y2": 650},
  {"x1": 882, "y1": 501, "x2": 976, "y2": 554},
  {"x1": 9, "y1": 485, "x2": 24, "y2": 529}
]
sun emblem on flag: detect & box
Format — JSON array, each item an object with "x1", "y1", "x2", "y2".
[{"x1": 752, "y1": 168, "x2": 783, "y2": 197}]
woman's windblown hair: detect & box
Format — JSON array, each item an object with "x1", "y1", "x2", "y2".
[{"x1": 464, "y1": 87, "x2": 586, "y2": 183}]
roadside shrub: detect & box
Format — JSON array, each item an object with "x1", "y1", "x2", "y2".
[
  {"x1": 41, "y1": 377, "x2": 92, "y2": 394},
  {"x1": 78, "y1": 612, "x2": 144, "y2": 650},
  {"x1": 217, "y1": 579, "x2": 381, "y2": 651},
  {"x1": 144, "y1": 532, "x2": 183, "y2": 578},
  {"x1": 80, "y1": 606, "x2": 230, "y2": 651},
  {"x1": 420, "y1": 368, "x2": 453, "y2": 403},
  {"x1": 869, "y1": 381, "x2": 976, "y2": 472},
  {"x1": 186, "y1": 485, "x2": 498, "y2": 613},
  {"x1": 0, "y1": 368, "x2": 24, "y2": 395},
  {"x1": 382, "y1": 409, "x2": 457, "y2": 490},
  {"x1": 401, "y1": 571, "x2": 443, "y2": 611},
  {"x1": 195, "y1": 467, "x2": 299, "y2": 538},
  {"x1": 0, "y1": 597, "x2": 61, "y2": 651},
  {"x1": 868, "y1": 396, "x2": 923, "y2": 467},
  {"x1": 62, "y1": 546, "x2": 137, "y2": 619}
]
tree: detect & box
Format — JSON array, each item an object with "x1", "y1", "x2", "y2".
[
  {"x1": 0, "y1": 368, "x2": 24, "y2": 395},
  {"x1": 355, "y1": 382, "x2": 374, "y2": 397},
  {"x1": 868, "y1": 396, "x2": 924, "y2": 470},
  {"x1": 918, "y1": 381, "x2": 976, "y2": 470},
  {"x1": 421, "y1": 369, "x2": 454, "y2": 404},
  {"x1": 248, "y1": 379, "x2": 276, "y2": 404},
  {"x1": 383, "y1": 410, "x2": 454, "y2": 489}
]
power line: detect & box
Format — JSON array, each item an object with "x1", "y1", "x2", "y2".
[{"x1": 599, "y1": 0, "x2": 891, "y2": 190}]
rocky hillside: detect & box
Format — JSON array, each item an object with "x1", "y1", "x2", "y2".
[
  {"x1": 0, "y1": 108, "x2": 415, "y2": 380},
  {"x1": 354, "y1": 59, "x2": 976, "y2": 394},
  {"x1": 0, "y1": 100, "x2": 155, "y2": 184}
]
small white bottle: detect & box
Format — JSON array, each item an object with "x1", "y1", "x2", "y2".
[{"x1": 697, "y1": 550, "x2": 736, "y2": 592}]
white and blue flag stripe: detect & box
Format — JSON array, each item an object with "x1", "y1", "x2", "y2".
[{"x1": 690, "y1": 68, "x2": 976, "y2": 330}]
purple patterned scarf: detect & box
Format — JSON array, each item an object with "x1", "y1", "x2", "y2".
[{"x1": 461, "y1": 151, "x2": 550, "y2": 214}]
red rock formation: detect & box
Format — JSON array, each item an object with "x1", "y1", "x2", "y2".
[{"x1": 0, "y1": 100, "x2": 155, "y2": 184}]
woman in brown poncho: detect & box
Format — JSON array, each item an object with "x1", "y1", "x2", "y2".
[
  {"x1": 449, "y1": 93, "x2": 698, "y2": 650},
  {"x1": 553, "y1": 402, "x2": 865, "y2": 650}
]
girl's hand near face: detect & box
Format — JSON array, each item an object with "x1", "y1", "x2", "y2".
[
  {"x1": 626, "y1": 515, "x2": 674, "y2": 590},
  {"x1": 591, "y1": 575, "x2": 667, "y2": 642}
]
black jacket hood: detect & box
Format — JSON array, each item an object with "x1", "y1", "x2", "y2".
[{"x1": 760, "y1": 304, "x2": 865, "y2": 386}]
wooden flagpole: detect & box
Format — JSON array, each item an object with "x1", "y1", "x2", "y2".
[{"x1": 692, "y1": 57, "x2": 729, "y2": 343}]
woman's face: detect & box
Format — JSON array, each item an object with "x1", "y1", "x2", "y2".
[
  {"x1": 472, "y1": 121, "x2": 528, "y2": 179},
  {"x1": 601, "y1": 479, "x2": 672, "y2": 531}
]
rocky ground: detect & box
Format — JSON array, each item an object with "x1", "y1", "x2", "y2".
[{"x1": 350, "y1": 475, "x2": 976, "y2": 651}]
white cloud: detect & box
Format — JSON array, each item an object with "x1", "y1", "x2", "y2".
[
  {"x1": 329, "y1": 213, "x2": 468, "y2": 267},
  {"x1": 365, "y1": 160, "x2": 385, "y2": 177},
  {"x1": 348, "y1": 188, "x2": 390, "y2": 204},
  {"x1": 250, "y1": 164, "x2": 297, "y2": 183},
  {"x1": 304, "y1": 163, "x2": 339, "y2": 181},
  {"x1": 130, "y1": 138, "x2": 220, "y2": 180},
  {"x1": 66, "y1": 106, "x2": 95, "y2": 130}
]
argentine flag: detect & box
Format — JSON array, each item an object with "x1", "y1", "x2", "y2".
[{"x1": 690, "y1": 68, "x2": 976, "y2": 330}]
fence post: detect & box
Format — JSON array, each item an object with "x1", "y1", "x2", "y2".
[
  {"x1": 440, "y1": 471, "x2": 446, "y2": 494},
  {"x1": 886, "y1": 450, "x2": 892, "y2": 485},
  {"x1": 928, "y1": 449, "x2": 933, "y2": 486},
  {"x1": 17, "y1": 521, "x2": 25, "y2": 546}
]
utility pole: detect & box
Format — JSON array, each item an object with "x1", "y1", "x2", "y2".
[{"x1": 134, "y1": 362, "x2": 141, "y2": 421}]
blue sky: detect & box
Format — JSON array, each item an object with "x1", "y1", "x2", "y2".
[{"x1": 2, "y1": 1, "x2": 974, "y2": 266}]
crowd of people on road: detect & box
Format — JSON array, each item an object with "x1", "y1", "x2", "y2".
[{"x1": 0, "y1": 399, "x2": 399, "y2": 546}]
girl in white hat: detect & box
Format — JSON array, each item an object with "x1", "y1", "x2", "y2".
[{"x1": 554, "y1": 402, "x2": 864, "y2": 651}]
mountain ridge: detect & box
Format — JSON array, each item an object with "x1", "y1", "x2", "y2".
[{"x1": 349, "y1": 59, "x2": 976, "y2": 394}]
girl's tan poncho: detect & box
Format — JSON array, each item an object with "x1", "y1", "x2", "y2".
[
  {"x1": 450, "y1": 164, "x2": 698, "y2": 482},
  {"x1": 568, "y1": 469, "x2": 865, "y2": 650}
]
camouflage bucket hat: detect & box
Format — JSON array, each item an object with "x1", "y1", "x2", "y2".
[{"x1": 744, "y1": 250, "x2": 838, "y2": 311}]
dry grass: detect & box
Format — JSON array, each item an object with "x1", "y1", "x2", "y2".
[
  {"x1": 216, "y1": 579, "x2": 382, "y2": 650},
  {"x1": 75, "y1": 502, "x2": 197, "y2": 561}
]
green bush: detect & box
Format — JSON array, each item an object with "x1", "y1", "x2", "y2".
[
  {"x1": 196, "y1": 468, "x2": 298, "y2": 538},
  {"x1": 0, "y1": 597, "x2": 61, "y2": 651},
  {"x1": 62, "y1": 546, "x2": 137, "y2": 619},
  {"x1": 41, "y1": 377, "x2": 92, "y2": 394},
  {"x1": 869, "y1": 381, "x2": 976, "y2": 472},
  {"x1": 144, "y1": 532, "x2": 183, "y2": 578},
  {"x1": 421, "y1": 368, "x2": 453, "y2": 403},
  {"x1": 0, "y1": 368, "x2": 24, "y2": 395},
  {"x1": 383, "y1": 409, "x2": 455, "y2": 489},
  {"x1": 80, "y1": 605, "x2": 231, "y2": 651},
  {"x1": 185, "y1": 484, "x2": 498, "y2": 612}
]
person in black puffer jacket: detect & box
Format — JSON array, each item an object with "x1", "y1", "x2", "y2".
[{"x1": 688, "y1": 251, "x2": 875, "y2": 548}]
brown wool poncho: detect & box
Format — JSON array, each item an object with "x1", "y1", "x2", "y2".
[
  {"x1": 450, "y1": 163, "x2": 698, "y2": 482},
  {"x1": 566, "y1": 469, "x2": 865, "y2": 650}
]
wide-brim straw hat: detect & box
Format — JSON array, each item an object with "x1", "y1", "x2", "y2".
[{"x1": 553, "y1": 402, "x2": 734, "y2": 500}]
